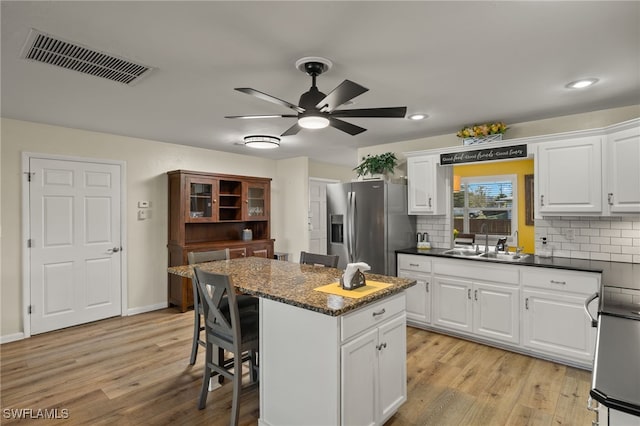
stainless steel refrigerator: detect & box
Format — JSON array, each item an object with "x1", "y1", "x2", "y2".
[{"x1": 327, "y1": 180, "x2": 416, "y2": 276}]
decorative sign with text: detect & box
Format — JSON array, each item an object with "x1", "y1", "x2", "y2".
[{"x1": 440, "y1": 144, "x2": 527, "y2": 165}]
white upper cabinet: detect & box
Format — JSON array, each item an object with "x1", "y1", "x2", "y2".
[
  {"x1": 605, "y1": 124, "x2": 640, "y2": 214},
  {"x1": 536, "y1": 136, "x2": 603, "y2": 214},
  {"x1": 407, "y1": 155, "x2": 447, "y2": 215}
]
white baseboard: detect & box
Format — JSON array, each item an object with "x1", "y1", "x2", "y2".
[
  {"x1": 1, "y1": 303, "x2": 168, "y2": 344},
  {"x1": 1, "y1": 332, "x2": 26, "y2": 344},
  {"x1": 127, "y1": 302, "x2": 169, "y2": 316}
]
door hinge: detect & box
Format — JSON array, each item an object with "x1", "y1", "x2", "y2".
[
  {"x1": 27, "y1": 239, "x2": 33, "y2": 248},
  {"x1": 24, "y1": 172, "x2": 35, "y2": 182},
  {"x1": 28, "y1": 305, "x2": 33, "y2": 314}
]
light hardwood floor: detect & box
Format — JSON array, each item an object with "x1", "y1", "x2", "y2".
[{"x1": 1, "y1": 309, "x2": 595, "y2": 425}]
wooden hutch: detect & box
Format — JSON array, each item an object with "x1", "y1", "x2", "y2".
[{"x1": 167, "y1": 170, "x2": 274, "y2": 312}]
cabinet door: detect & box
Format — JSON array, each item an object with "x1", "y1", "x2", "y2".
[
  {"x1": 243, "y1": 181, "x2": 270, "y2": 221},
  {"x1": 522, "y1": 289, "x2": 596, "y2": 363},
  {"x1": 185, "y1": 176, "x2": 218, "y2": 222},
  {"x1": 606, "y1": 126, "x2": 640, "y2": 213},
  {"x1": 473, "y1": 282, "x2": 519, "y2": 344},
  {"x1": 378, "y1": 314, "x2": 407, "y2": 424},
  {"x1": 399, "y1": 270, "x2": 430, "y2": 324},
  {"x1": 407, "y1": 155, "x2": 446, "y2": 215},
  {"x1": 341, "y1": 328, "x2": 377, "y2": 426},
  {"x1": 432, "y1": 276, "x2": 472, "y2": 333},
  {"x1": 537, "y1": 136, "x2": 602, "y2": 214}
]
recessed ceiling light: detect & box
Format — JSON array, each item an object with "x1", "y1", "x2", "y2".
[
  {"x1": 243, "y1": 135, "x2": 280, "y2": 149},
  {"x1": 408, "y1": 113, "x2": 428, "y2": 120},
  {"x1": 566, "y1": 78, "x2": 599, "y2": 89}
]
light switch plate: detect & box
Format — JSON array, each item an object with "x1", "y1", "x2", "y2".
[{"x1": 565, "y1": 228, "x2": 575, "y2": 240}]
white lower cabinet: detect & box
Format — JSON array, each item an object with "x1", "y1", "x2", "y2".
[
  {"x1": 521, "y1": 268, "x2": 599, "y2": 365},
  {"x1": 398, "y1": 255, "x2": 431, "y2": 324},
  {"x1": 341, "y1": 295, "x2": 407, "y2": 426},
  {"x1": 432, "y1": 276, "x2": 472, "y2": 332},
  {"x1": 398, "y1": 253, "x2": 600, "y2": 368},
  {"x1": 432, "y1": 276, "x2": 519, "y2": 344},
  {"x1": 473, "y1": 282, "x2": 520, "y2": 345}
]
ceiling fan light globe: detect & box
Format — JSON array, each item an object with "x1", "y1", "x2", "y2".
[{"x1": 298, "y1": 115, "x2": 329, "y2": 129}]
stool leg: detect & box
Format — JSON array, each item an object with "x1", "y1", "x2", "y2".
[
  {"x1": 230, "y1": 352, "x2": 242, "y2": 426},
  {"x1": 198, "y1": 342, "x2": 211, "y2": 409}
]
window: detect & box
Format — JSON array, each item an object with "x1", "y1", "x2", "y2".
[{"x1": 453, "y1": 174, "x2": 518, "y2": 243}]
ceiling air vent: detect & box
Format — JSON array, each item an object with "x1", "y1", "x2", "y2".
[{"x1": 20, "y1": 29, "x2": 153, "y2": 85}]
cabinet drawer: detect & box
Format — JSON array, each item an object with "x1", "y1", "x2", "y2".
[
  {"x1": 398, "y1": 254, "x2": 431, "y2": 273},
  {"x1": 341, "y1": 293, "x2": 405, "y2": 342},
  {"x1": 522, "y1": 268, "x2": 599, "y2": 294}
]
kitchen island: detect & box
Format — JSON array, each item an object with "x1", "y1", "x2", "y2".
[{"x1": 168, "y1": 257, "x2": 416, "y2": 426}]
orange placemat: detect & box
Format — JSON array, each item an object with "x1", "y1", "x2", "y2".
[{"x1": 313, "y1": 280, "x2": 392, "y2": 299}]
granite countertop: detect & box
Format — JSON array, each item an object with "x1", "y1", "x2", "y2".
[
  {"x1": 396, "y1": 247, "x2": 640, "y2": 290},
  {"x1": 168, "y1": 257, "x2": 416, "y2": 317}
]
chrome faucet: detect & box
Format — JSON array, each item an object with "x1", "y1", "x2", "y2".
[
  {"x1": 480, "y1": 223, "x2": 489, "y2": 254},
  {"x1": 513, "y1": 230, "x2": 523, "y2": 259}
]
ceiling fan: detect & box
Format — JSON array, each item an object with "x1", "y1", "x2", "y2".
[{"x1": 225, "y1": 57, "x2": 407, "y2": 137}]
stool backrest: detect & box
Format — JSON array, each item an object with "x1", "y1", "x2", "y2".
[{"x1": 299, "y1": 251, "x2": 339, "y2": 268}]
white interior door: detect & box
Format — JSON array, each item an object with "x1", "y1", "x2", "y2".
[
  {"x1": 29, "y1": 157, "x2": 122, "y2": 334},
  {"x1": 308, "y1": 178, "x2": 336, "y2": 254}
]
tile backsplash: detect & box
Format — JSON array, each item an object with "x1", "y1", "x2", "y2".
[
  {"x1": 417, "y1": 215, "x2": 640, "y2": 263},
  {"x1": 534, "y1": 216, "x2": 640, "y2": 263},
  {"x1": 416, "y1": 216, "x2": 451, "y2": 248}
]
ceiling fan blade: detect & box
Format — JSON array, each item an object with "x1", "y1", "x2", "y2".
[
  {"x1": 235, "y1": 88, "x2": 304, "y2": 113},
  {"x1": 225, "y1": 114, "x2": 297, "y2": 119},
  {"x1": 316, "y1": 80, "x2": 368, "y2": 112},
  {"x1": 281, "y1": 123, "x2": 302, "y2": 136},
  {"x1": 330, "y1": 106, "x2": 407, "y2": 118},
  {"x1": 328, "y1": 117, "x2": 367, "y2": 136}
]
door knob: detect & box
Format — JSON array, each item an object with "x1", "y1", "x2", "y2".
[{"x1": 107, "y1": 247, "x2": 120, "y2": 254}]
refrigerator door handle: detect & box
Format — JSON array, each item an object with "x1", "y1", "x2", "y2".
[
  {"x1": 346, "y1": 191, "x2": 356, "y2": 263},
  {"x1": 351, "y1": 191, "x2": 357, "y2": 263}
]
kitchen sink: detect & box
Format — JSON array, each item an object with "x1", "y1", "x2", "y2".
[
  {"x1": 442, "y1": 248, "x2": 481, "y2": 257},
  {"x1": 478, "y1": 252, "x2": 531, "y2": 262},
  {"x1": 442, "y1": 248, "x2": 532, "y2": 262}
]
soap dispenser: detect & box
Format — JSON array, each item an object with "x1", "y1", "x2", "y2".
[{"x1": 538, "y1": 237, "x2": 553, "y2": 258}]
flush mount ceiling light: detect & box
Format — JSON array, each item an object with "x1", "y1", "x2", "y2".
[
  {"x1": 566, "y1": 78, "x2": 599, "y2": 89},
  {"x1": 408, "y1": 113, "x2": 428, "y2": 120},
  {"x1": 243, "y1": 135, "x2": 281, "y2": 149}
]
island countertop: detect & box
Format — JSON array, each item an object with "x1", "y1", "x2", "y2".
[{"x1": 167, "y1": 256, "x2": 416, "y2": 316}]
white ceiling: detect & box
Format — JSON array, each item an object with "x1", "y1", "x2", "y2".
[{"x1": 2, "y1": 1, "x2": 639, "y2": 167}]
